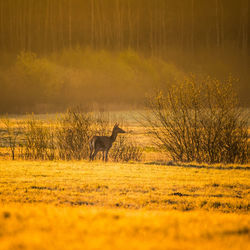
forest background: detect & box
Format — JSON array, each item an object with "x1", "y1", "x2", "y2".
[{"x1": 0, "y1": 0, "x2": 249, "y2": 113}]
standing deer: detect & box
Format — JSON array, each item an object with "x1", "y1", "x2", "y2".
[{"x1": 89, "y1": 123, "x2": 125, "y2": 161}]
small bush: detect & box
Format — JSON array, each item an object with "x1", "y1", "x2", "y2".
[
  {"x1": 0, "y1": 117, "x2": 21, "y2": 160},
  {"x1": 110, "y1": 135, "x2": 143, "y2": 162},
  {"x1": 56, "y1": 107, "x2": 93, "y2": 160},
  {"x1": 22, "y1": 117, "x2": 56, "y2": 160}
]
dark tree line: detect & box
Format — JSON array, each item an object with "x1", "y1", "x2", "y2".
[
  {"x1": 0, "y1": 0, "x2": 248, "y2": 56},
  {"x1": 0, "y1": 0, "x2": 249, "y2": 112}
]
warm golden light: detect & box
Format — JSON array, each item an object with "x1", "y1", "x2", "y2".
[
  {"x1": 0, "y1": 0, "x2": 249, "y2": 112},
  {"x1": 0, "y1": 2, "x2": 249, "y2": 250}
]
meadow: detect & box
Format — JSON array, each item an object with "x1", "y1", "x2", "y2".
[
  {"x1": 0, "y1": 160, "x2": 249, "y2": 250},
  {"x1": 0, "y1": 1, "x2": 249, "y2": 249},
  {"x1": 0, "y1": 111, "x2": 249, "y2": 250}
]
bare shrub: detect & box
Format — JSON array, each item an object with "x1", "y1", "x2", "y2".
[
  {"x1": 22, "y1": 117, "x2": 56, "y2": 160},
  {"x1": 110, "y1": 135, "x2": 143, "y2": 162},
  {"x1": 142, "y1": 76, "x2": 248, "y2": 164},
  {"x1": 92, "y1": 111, "x2": 111, "y2": 136},
  {"x1": 0, "y1": 117, "x2": 21, "y2": 160},
  {"x1": 16, "y1": 108, "x2": 106, "y2": 161},
  {"x1": 56, "y1": 107, "x2": 93, "y2": 160}
]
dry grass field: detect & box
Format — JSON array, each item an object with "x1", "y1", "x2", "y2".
[{"x1": 0, "y1": 160, "x2": 249, "y2": 250}]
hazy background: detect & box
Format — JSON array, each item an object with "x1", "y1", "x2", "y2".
[{"x1": 0, "y1": 0, "x2": 249, "y2": 113}]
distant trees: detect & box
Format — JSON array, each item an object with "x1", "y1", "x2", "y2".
[
  {"x1": 240, "y1": 0, "x2": 249, "y2": 55},
  {"x1": 0, "y1": 49, "x2": 185, "y2": 113},
  {"x1": 0, "y1": 0, "x2": 248, "y2": 56},
  {"x1": 0, "y1": 1, "x2": 249, "y2": 111}
]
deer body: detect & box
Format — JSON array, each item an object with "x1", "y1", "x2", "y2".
[{"x1": 89, "y1": 124, "x2": 125, "y2": 161}]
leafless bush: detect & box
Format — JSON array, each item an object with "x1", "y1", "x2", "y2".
[
  {"x1": 0, "y1": 117, "x2": 21, "y2": 160},
  {"x1": 92, "y1": 111, "x2": 111, "y2": 136},
  {"x1": 22, "y1": 117, "x2": 56, "y2": 160},
  {"x1": 142, "y1": 76, "x2": 248, "y2": 164},
  {"x1": 56, "y1": 107, "x2": 93, "y2": 160},
  {"x1": 110, "y1": 135, "x2": 143, "y2": 162}
]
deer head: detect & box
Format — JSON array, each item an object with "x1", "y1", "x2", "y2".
[{"x1": 113, "y1": 123, "x2": 125, "y2": 134}]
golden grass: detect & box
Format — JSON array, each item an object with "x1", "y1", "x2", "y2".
[
  {"x1": 1, "y1": 205, "x2": 249, "y2": 250},
  {"x1": 0, "y1": 160, "x2": 249, "y2": 250}
]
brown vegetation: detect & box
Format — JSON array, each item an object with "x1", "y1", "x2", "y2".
[
  {"x1": 0, "y1": 109, "x2": 143, "y2": 162},
  {"x1": 142, "y1": 76, "x2": 249, "y2": 164}
]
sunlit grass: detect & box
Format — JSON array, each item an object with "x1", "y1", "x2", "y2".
[
  {"x1": 1, "y1": 205, "x2": 249, "y2": 250},
  {"x1": 0, "y1": 160, "x2": 249, "y2": 249}
]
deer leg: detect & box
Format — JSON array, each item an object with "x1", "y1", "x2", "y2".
[
  {"x1": 92, "y1": 149, "x2": 99, "y2": 161},
  {"x1": 105, "y1": 150, "x2": 109, "y2": 162},
  {"x1": 89, "y1": 142, "x2": 93, "y2": 161},
  {"x1": 89, "y1": 149, "x2": 93, "y2": 161},
  {"x1": 102, "y1": 151, "x2": 105, "y2": 161}
]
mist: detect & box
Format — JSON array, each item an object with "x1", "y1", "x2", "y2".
[{"x1": 0, "y1": 0, "x2": 249, "y2": 113}]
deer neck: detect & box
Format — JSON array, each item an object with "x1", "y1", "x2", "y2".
[{"x1": 110, "y1": 130, "x2": 118, "y2": 142}]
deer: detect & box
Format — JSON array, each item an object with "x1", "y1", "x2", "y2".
[{"x1": 89, "y1": 123, "x2": 125, "y2": 162}]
